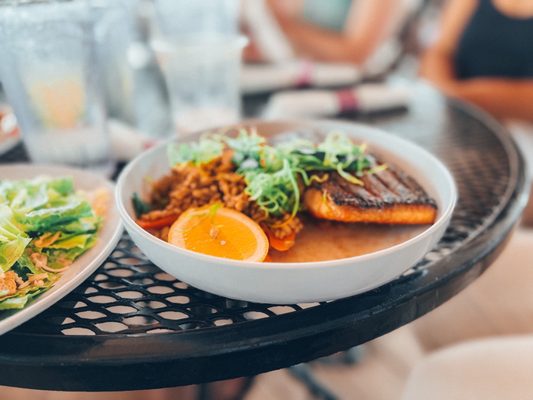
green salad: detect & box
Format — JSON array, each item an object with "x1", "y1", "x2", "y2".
[{"x1": 0, "y1": 177, "x2": 102, "y2": 310}]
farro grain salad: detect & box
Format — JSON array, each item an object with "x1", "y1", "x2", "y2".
[
  {"x1": 0, "y1": 177, "x2": 105, "y2": 310},
  {"x1": 134, "y1": 129, "x2": 437, "y2": 262}
]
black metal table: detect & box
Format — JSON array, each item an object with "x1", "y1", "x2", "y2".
[{"x1": 0, "y1": 83, "x2": 528, "y2": 391}]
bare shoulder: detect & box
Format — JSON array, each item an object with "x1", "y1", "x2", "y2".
[{"x1": 434, "y1": 0, "x2": 479, "y2": 54}]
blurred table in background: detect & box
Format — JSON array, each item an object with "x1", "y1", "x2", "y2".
[{"x1": 0, "y1": 82, "x2": 527, "y2": 391}]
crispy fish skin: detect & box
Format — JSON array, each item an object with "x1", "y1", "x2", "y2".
[{"x1": 304, "y1": 167, "x2": 438, "y2": 225}]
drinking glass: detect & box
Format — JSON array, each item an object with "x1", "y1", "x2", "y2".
[
  {"x1": 94, "y1": 0, "x2": 172, "y2": 138},
  {"x1": 152, "y1": 0, "x2": 239, "y2": 39},
  {"x1": 149, "y1": 0, "x2": 246, "y2": 134},
  {"x1": 0, "y1": 0, "x2": 113, "y2": 174}
]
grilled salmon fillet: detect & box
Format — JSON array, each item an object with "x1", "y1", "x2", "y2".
[{"x1": 304, "y1": 165, "x2": 437, "y2": 225}]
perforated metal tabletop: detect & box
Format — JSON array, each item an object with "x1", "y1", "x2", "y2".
[{"x1": 0, "y1": 83, "x2": 528, "y2": 391}]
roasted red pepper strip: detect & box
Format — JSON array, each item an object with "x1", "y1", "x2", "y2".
[
  {"x1": 265, "y1": 230, "x2": 296, "y2": 252},
  {"x1": 137, "y1": 214, "x2": 178, "y2": 230}
]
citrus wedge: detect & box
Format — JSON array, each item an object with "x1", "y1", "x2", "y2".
[{"x1": 167, "y1": 205, "x2": 269, "y2": 262}]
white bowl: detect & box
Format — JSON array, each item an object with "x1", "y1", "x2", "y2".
[{"x1": 116, "y1": 120, "x2": 457, "y2": 304}]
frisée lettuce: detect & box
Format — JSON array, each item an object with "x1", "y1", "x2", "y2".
[{"x1": 0, "y1": 177, "x2": 102, "y2": 310}]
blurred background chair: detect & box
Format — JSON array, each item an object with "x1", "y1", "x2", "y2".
[
  {"x1": 402, "y1": 226, "x2": 533, "y2": 398},
  {"x1": 402, "y1": 335, "x2": 533, "y2": 400}
]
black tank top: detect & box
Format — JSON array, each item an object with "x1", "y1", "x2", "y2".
[{"x1": 454, "y1": 0, "x2": 533, "y2": 79}]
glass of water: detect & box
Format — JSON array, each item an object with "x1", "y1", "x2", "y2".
[
  {"x1": 149, "y1": 0, "x2": 246, "y2": 134},
  {"x1": 0, "y1": 0, "x2": 113, "y2": 174}
]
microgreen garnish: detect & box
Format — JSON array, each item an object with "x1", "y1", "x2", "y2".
[
  {"x1": 207, "y1": 202, "x2": 222, "y2": 222},
  {"x1": 224, "y1": 128, "x2": 265, "y2": 168},
  {"x1": 166, "y1": 129, "x2": 384, "y2": 223},
  {"x1": 167, "y1": 135, "x2": 224, "y2": 166},
  {"x1": 244, "y1": 159, "x2": 301, "y2": 219},
  {"x1": 132, "y1": 193, "x2": 151, "y2": 219}
]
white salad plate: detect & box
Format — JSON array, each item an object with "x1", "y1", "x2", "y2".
[
  {"x1": 0, "y1": 164, "x2": 123, "y2": 335},
  {"x1": 116, "y1": 120, "x2": 457, "y2": 304}
]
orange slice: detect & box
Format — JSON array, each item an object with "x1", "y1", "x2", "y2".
[{"x1": 167, "y1": 205, "x2": 269, "y2": 262}]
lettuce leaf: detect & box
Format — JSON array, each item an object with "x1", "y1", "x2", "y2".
[
  {"x1": 48, "y1": 234, "x2": 93, "y2": 250},
  {"x1": 0, "y1": 176, "x2": 100, "y2": 311},
  {"x1": 17, "y1": 200, "x2": 93, "y2": 233},
  {"x1": 0, "y1": 205, "x2": 31, "y2": 272},
  {"x1": 0, "y1": 284, "x2": 53, "y2": 310},
  {"x1": 46, "y1": 234, "x2": 97, "y2": 271},
  {"x1": 12, "y1": 254, "x2": 38, "y2": 277},
  {"x1": 0, "y1": 177, "x2": 74, "y2": 214},
  {"x1": 0, "y1": 176, "x2": 93, "y2": 234},
  {"x1": 59, "y1": 216, "x2": 100, "y2": 235},
  {"x1": 0, "y1": 296, "x2": 29, "y2": 310}
]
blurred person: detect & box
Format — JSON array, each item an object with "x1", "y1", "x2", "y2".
[
  {"x1": 420, "y1": 0, "x2": 533, "y2": 121},
  {"x1": 267, "y1": 0, "x2": 401, "y2": 65},
  {"x1": 243, "y1": 0, "x2": 416, "y2": 67},
  {"x1": 403, "y1": 3, "x2": 533, "y2": 396},
  {"x1": 421, "y1": 0, "x2": 533, "y2": 222}
]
